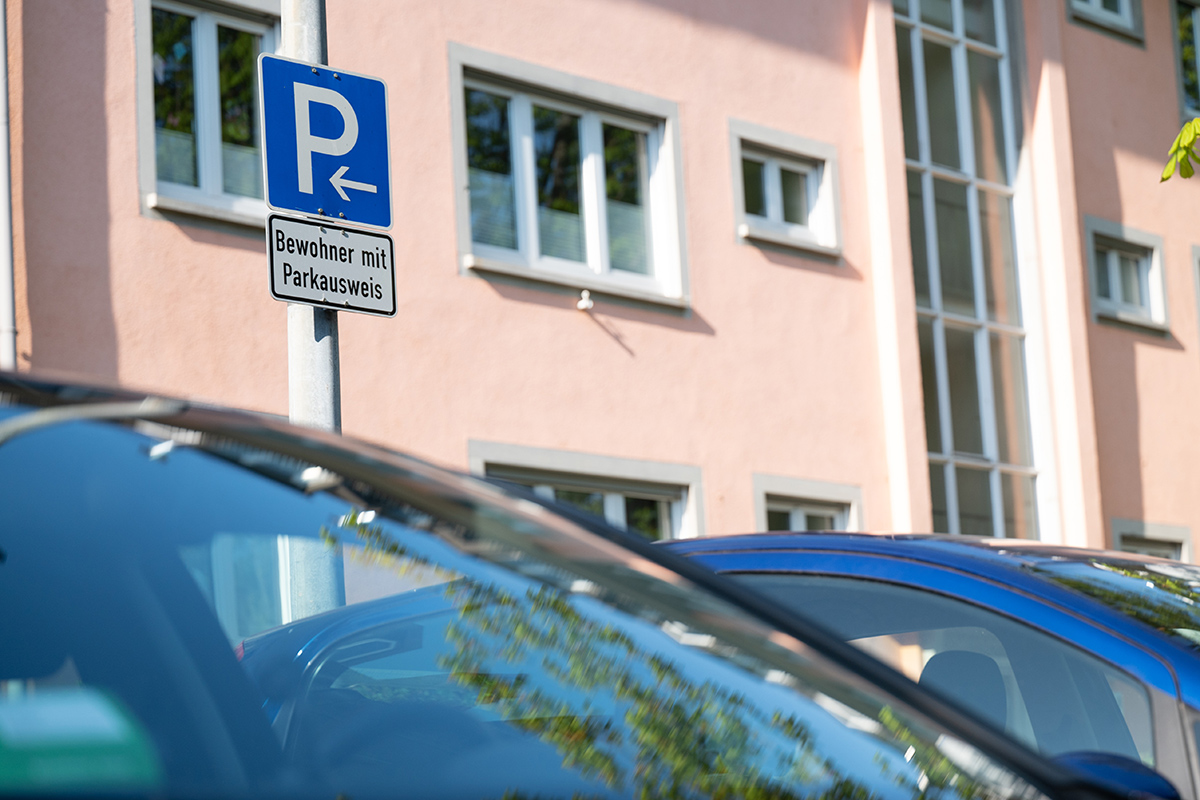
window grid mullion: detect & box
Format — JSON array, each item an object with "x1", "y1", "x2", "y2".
[
  {"x1": 645, "y1": 125, "x2": 665, "y2": 284},
  {"x1": 1108, "y1": 249, "x2": 1121, "y2": 304},
  {"x1": 764, "y1": 159, "x2": 784, "y2": 224},
  {"x1": 936, "y1": 308, "x2": 1025, "y2": 337},
  {"x1": 951, "y1": 41, "x2": 976, "y2": 181},
  {"x1": 975, "y1": 323, "x2": 1000, "y2": 456},
  {"x1": 989, "y1": 468, "x2": 1005, "y2": 538},
  {"x1": 192, "y1": 12, "x2": 222, "y2": 196},
  {"x1": 511, "y1": 95, "x2": 538, "y2": 265},
  {"x1": 1139, "y1": 256, "x2": 1152, "y2": 311},
  {"x1": 906, "y1": 161, "x2": 1014, "y2": 197},
  {"x1": 603, "y1": 493, "x2": 626, "y2": 528},
  {"x1": 580, "y1": 112, "x2": 607, "y2": 275},
  {"x1": 945, "y1": 463, "x2": 963, "y2": 535},
  {"x1": 966, "y1": 185, "x2": 987, "y2": 322},
  {"x1": 638, "y1": 131, "x2": 656, "y2": 278}
]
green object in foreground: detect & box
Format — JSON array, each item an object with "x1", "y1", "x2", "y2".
[
  {"x1": 1163, "y1": 118, "x2": 1200, "y2": 181},
  {"x1": 0, "y1": 687, "x2": 162, "y2": 790}
]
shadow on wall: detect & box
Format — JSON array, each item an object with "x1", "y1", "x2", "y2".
[
  {"x1": 598, "y1": 0, "x2": 864, "y2": 66},
  {"x1": 21, "y1": 1, "x2": 118, "y2": 379},
  {"x1": 1090, "y1": 324, "x2": 1185, "y2": 546}
]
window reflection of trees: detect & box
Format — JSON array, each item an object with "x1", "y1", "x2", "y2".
[
  {"x1": 322, "y1": 512, "x2": 1016, "y2": 800},
  {"x1": 1036, "y1": 561, "x2": 1200, "y2": 647}
]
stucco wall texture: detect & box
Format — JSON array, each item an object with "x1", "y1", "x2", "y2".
[{"x1": 8, "y1": 0, "x2": 1200, "y2": 549}]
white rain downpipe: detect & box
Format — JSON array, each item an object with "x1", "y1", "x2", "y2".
[{"x1": 0, "y1": 0, "x2": 15, "y2": 372}]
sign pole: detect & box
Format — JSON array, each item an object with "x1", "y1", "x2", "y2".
[
  {"x1": 277, "y1": 0, "x2": 345, "y2": 624},
  {"x1": 281, "y1": 0, "x2": 341, "y2": 434}
]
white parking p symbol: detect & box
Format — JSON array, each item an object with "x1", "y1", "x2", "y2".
[{"x1": 293, "y1": 83, "x2": 358, "y2": 194}]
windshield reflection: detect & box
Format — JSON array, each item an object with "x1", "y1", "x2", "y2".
[{"x1": 0, "y1": 400, "x2": 1048, "y2": 800}]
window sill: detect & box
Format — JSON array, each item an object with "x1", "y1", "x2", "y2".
[
  {"x1": 464, "y1": 254, "x2": 688, "y2": 310},
  {"x1": 147, "y1": 192, "x2": 268, "y2": 230},
  {"x1": 738, "y1": 222, "x2": 841, "y2": 259},
  {"x1": 1096, "y1": 307, "x2": 1169, "y2": 334},
  {"x1": 1067, "y1": 6, "x2": 1143, "y2": 43}
]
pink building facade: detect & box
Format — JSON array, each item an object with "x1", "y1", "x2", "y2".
[{"x1": 6, "y1": 0, "x2": 1200, "y2": 556}]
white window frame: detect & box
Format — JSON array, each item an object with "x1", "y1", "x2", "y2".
[
  {"x1": 1084, "y1": 216, "x2": 1168, "y2": 331},
  {"x1": 135, "y1": 0, "x2": 279, "y2": 228},
  {"x1": 523, "y1": 480, "x2": 680, "y2": 540},
  {"x1": 752, "y1": 474, "x2": 863, "y2": 532},
  {"x1": 1174, "y1": 0, "x2": 1200, "y2": 119},
  {"x1": 1112, "y1": 518, "x2": 1193, "y2": 562},
  {"x1": 1068, "y1": 0, "x2": 1143, "y2": 40},
  {"x1": 468, "y1": 441, "x2": 704, "y2": 539},
  {"x1": 450, "y1": 44, "x2": 688, "y2": 309},
  {"x1": 730, "y1": 119, "x2": 841, "y2": 257},
  {"x1": 764, "y1": 499, "x2": 849, "y2": 532}
]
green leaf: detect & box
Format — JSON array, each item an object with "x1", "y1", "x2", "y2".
[
  {"x1": 1163, "y1": 156, "x2": 1178, "y2": 182},
  {"x1": 1181, "y1": 156, "x2": 1194, "y2": 179}
]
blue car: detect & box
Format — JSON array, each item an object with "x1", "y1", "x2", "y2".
[{"x1": 665, "y1": 533, "x2": 1200, "y2": 798}]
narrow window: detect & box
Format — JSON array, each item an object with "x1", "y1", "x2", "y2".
[
  {"x1": 1089, "y1": 225, "x2": 1161, "y2": 328},
  {"x1": 732, "y1": 123, "x2": 840, "y2": 256},
  {"x1": 895, "y1": 0, "x2": 1038, "y2": 538}
]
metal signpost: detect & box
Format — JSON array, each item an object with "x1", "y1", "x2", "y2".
[
  {"x1": 261, "y1": 0, "x2": 395, "y2": 622},
  {"x1": 259, "y1": 35, "x2": 395, "y2": 434}
]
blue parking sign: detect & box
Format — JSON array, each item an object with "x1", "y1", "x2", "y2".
[{"x1": 259, "y1": 54, "x2": 392, "y2": 229}]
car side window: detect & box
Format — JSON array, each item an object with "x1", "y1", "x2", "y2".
[{"x1": 734, "y1": 573, "x2": 1156, "y2": 767}]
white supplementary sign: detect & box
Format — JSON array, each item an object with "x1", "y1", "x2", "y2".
[{"x1": 268, "y1": 215, "x2": 396, "y2": 317}]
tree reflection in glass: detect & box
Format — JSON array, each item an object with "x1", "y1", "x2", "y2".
[
  {"x1": 217, "y1": 26, "x2": 262, "y2": 198},
  {"x1": 603, "y1": 125, "x2": 649, "y2": 275},
  {"x1": 534, "y1": 107, "x2": 584, "y2": 262},
  {"x1": 152, "y1": 9, "x2": 197, "y2": 186},
  {"x1": 288, "y1": 510, "x2": 1038, "y2": 800},
  {"x1": 466, "y1": 89, "x2": 518, "y2": 250}
]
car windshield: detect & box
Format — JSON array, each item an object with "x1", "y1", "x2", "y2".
[
  {"x1": 1027, "y1": 553, "x2": 1200, "y2": 648},
  {"x1": 0, "y1": 397, "x2": 1048, "y2": 800}
]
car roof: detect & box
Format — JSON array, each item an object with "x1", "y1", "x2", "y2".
[
  {"x1": 663, "y1": 530, "x2": 1176, "y2": 573},
  {"x1": 664, "y1": 532, "x2": 1200, "y2": 671}
]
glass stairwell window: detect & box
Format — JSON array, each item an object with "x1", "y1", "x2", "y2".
[{"x1": 896, "y1": 0, "x2": 1038, "y2": 539}]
